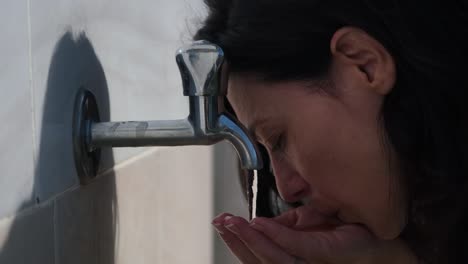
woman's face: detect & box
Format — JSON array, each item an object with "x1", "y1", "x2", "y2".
[{"x1": 227, "y1": 73, "x2": 407, "y2": 240}]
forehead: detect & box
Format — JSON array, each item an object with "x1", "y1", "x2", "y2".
[
  {"x1": 226, "y1": 74, "x2": 309, "y2": 127},
  {"x1": 227, "y1": 74, "x2": 259, "y2": 110},
  {"x1": 226, "y1": 74, "x2": 273, "y2": 118},
  {"x1": 226, "y1": 75, "x2": 276, "y2": 138}
]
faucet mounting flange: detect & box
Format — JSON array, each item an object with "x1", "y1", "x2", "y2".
[{"x1": 72, "y1": 88, "x2": 101, "y2": 185}]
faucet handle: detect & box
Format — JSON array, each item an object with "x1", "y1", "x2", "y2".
[{"x1": 176, "y1": 40, "x2": 228, "y2": 96}]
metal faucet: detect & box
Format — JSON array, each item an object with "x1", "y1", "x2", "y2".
[{"x1": 73, "y1": 40, "x2": 263, "y2": 184}]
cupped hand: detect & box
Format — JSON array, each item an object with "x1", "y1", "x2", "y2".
[{"x1": 212, "y1": 206, "x2": 416, "y2": 264}]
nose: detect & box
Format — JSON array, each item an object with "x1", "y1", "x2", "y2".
[{"x1": 269, "y1": 155, "x2": 309, "y2": 203}]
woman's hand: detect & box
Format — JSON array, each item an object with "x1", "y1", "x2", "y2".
[{"x1": 212, "y1": 206, "x2": 417, "y2": 264}]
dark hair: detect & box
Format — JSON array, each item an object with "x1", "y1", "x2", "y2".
[{"x1": 194, "y1": 0, "x2": 468, "y2": 262}]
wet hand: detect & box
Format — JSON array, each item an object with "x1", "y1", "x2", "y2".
[{"x1": 212, "y1": 207, "x2": 416, "y2": 264}]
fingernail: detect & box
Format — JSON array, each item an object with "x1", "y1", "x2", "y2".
[
  {"x1": 213, "y1": 213, "x2": 230, "y2": 225},
  {"x1": 212, "y1": 218, "x2": 222, "y2": 226},
  {"x1": 214, "y1": 213, "x2": 228, "y2": 221},
  {"x1": 224, "y1": 223, "x2": 239, "y2": 235},
  {"x1": 212, "y1": 223, "x2": 224, "y2": 235},
  {"x1": 250, "y1": 220, "x2": 264, "y2": 232}
]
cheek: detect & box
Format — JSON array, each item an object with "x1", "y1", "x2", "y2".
[
  {"x1": 268, "y1": 150, "x2": 296, "y2": 186},
  {"x1": 288, "y1": 107, "x2": 405, "y2": 238}
]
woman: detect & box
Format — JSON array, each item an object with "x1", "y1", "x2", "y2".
[{"x1": 195, "y1": 0, "x2": 468, "y2": 263}]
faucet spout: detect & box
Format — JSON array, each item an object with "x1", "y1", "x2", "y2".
[{"x1": 216, "y1": 114, "x2": 263, "y2": 170}]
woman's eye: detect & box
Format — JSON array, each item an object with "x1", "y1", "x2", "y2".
[{"x1": 271, "y1": 133, "x2": 285, "y2": 152}]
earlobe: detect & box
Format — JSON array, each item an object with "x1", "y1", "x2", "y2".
[{"x1": 330, "y1": 27, "x2": 396, "y2": 95}]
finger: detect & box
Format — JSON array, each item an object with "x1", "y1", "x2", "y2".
[
  {"x1": 273, "y1": 206, "x2": 341, "y2": 230},
  {"x1": 251, "y1": 217, "x2": 313, "y2": 258},
  {"x1": 213, "y1": 213, "x2": 260, "y2": 264},
  {"x1": 272, "y1": 208, "x2": 298, "y2": 227},
  {"x1": 224, "y1": 215, "x2": 297, "y2": 264},
  {"x1": 252, "y1": 216, "x2": 335, "y2": 261}
]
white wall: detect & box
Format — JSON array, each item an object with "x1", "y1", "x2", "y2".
[{"x1": 0, "y1": 1, "x2": 247, "y2": 263}]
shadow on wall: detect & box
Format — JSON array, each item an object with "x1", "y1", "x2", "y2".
[{"x1": 0, "y1": 31, "x2": 118, "y2": 264}]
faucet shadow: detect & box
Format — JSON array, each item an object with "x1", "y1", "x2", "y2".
[{"x1": 0, "y1": 31, "x2": 117, "y2": 264}]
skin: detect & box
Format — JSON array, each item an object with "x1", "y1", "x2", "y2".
[{"x1": 212, "y1": 27, "x2": 417, "y2": 263}]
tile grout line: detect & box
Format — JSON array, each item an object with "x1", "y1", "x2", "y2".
[
  {"x1": 26, "y1": 0, "x2": 38, "y2": 175},
  {"x1": 209, "y1": 145, "x2": 216, "y2": 264},
  {"x1": 0, "y1": 201, "x2": 52, "y2": 225},
  {"x1": 157, "y1": 155, "x2": 162, "y2": 264},
  {"x1": 53, "y1": 199, "x2": 59, "y2": 264},
  {"x1": 99, "y1": 148, "x2": 164, "y2": 177}
]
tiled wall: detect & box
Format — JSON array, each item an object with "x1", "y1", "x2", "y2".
[{"x1": 0, "y1": 1, "x2": 247, "y2": 263}]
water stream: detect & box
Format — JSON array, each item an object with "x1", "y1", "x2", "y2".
[{"x1": 251, "y1": 169, "x2": 258, "y2": 219}]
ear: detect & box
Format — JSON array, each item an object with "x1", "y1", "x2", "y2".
[{"x1": 330, "y1": 27, "x2": 396, "y2": 95}]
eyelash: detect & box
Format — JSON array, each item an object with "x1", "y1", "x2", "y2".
[{"x1": 270, "y1": 133, "x2": 285, "y2": 153}]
